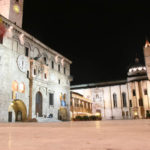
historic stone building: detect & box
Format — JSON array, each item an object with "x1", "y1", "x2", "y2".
[
  {"x1": 0, "y1": 0, "x2": 72, "y2": 122},
  {"x1": 72, "y1": 46, "x2": 150, "y2": 120},
  {"x1": 70, "y1": 91, "x2": 92, "y2": 119}
]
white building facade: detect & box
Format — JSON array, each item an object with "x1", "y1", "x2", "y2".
[
  {"x1": 72, "y1": 56, "x2": 150, "y2": 120},
  {"x1": 0, "y1": 0, "x2": 72, "y2": 122}
]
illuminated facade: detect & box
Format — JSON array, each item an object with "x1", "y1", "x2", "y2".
[
  {"x1": 70, "y1": 92, "x2": 92, "y2": 119},
  {"x1": 0, "y1": 0, "x2": 72, "y2": 122},
  {"x1": 72, "y1": 55, "x2": 150, "y2": 120}
]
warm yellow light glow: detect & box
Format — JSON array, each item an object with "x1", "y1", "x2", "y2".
[
  {"x1": 72, "y1": 93, "x2": 92, "y2": 103},
  {"x1": 60, "y1": 93, "x2": 63, "y2": 100},
  {"x1": 12, "y1": 81, "x2": 18, "y2": 91},
  {"x1": 95, "y1": 112, "x2": 100, "y2": 116},
  {"x1": 138, "y1": 67, "x2": 142, "y2": 71},
  {"x1": 11, "y1": 100, "x2": 27, "y2": 121},
  {"x1": 145, "y1": 40, "x2": 150, "y2": 48},
  {"x1": 134, "y1": 111, "x2": 138, "y2": 116},
  {"x1": 13, "y1": 4, "x2": 20, "y2": 13}
]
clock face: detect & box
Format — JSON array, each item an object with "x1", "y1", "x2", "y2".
[
  {"x1": 17, "y1": 55, "x2": 28, "y2": 72},
  {"x1": 13, "y1": 4, "x2": 20, "y2": 13}
]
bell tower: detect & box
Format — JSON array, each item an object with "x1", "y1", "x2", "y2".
[
  {"x1": 0, "y1": 0, "x2": 24, "y2": 28},
  {"x1": 144, "y1": 40, "x2": 150, "y2": 80}
]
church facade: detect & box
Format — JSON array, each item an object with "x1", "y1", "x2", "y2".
[
  {"x1": 0, "y1": 0, "x2": 72, "y2": 122},
  {"x1": 71, "y1": 44, "x2": 150, "y2": 120}
]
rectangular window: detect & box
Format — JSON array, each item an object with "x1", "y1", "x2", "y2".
[
  {"x1": 27, "y1": 70, "x2": 29, "y2": 78},
  {"x1": 133, "y1": 90, "x2": 136, "y2": 96},
  {"x1": 25, "y1": 47, "x2": 29, "y2": 57},
  {"x1": 0, "y1": 37, "x2": 3, "y2": 44},
  {"x1": 144, "y1": 89, "x2": 148, "y2": 95},
  {"x1": 51, "y1": 61, "x2": 54, "y2": 69},
  {"x1": 70, "y1": 101, "x2": 72, "y2": 106},
  {"x1": 34, "y1": 69, "x2": 36, "y2": 75},
  {"x1": 58, "y1": 79, "x2": 60, "y2": 84},
  {"x1": 139, "y1": 99, "x2": 143, "y2": 106},
  {"x1": 64, "y1": 67, "x2": 66, "y2": 74},
  {"x1": 44, "y1": 73, "x2": 47, "y2": 79},
  {"x1": 44, "y1": 57, "x2": 47, "y2": 64},
  {"x1": 49, "y1": 93, "x2": 54, "y2": 106},
  {"x1": 129, "y1": 100, "x2": 132, "y2": 107},
  {"x1": 58, "y1": 64, "x2": 60, "y2": 72}
]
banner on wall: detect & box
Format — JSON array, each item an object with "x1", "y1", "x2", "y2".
[{"x1": 61, "y1": 100, "x2": 66, "y2": 107}]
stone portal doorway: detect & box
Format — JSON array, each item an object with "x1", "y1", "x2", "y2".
[
  {"x1": 8, "y1": 100, "x2": 27, "y2": 122},
  {"x1": 36, "y1": 92, "x2": 43, "y2": 117}
]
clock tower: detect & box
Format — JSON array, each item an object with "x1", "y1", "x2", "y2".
[{"x1": 0, "y1": 0, "x2": 24, "y2": 28}]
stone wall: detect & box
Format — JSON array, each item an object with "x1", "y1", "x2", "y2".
[
  {"x1": 72, "y1": 80, "x2": 150, "y2": 120},
  {"x1": 0, "y1": 15, "x2": 71, "y2": 122}
]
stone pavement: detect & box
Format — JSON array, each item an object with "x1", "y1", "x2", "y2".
[{"x1": 0, "y1": 120, "x2": 150, "y2": 150}]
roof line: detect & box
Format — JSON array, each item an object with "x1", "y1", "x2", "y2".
[
  {"x1": 0, "y1": 14, "x2": 72, "y2": 64},
  {"x1": 71, "y1": 79, "x2": 127, "y2": 89}
]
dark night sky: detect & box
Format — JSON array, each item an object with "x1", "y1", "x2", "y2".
[{"x1": 23, "y1": 0, "x2": 150, "y2": 85}]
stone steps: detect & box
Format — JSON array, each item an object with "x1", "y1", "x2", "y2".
[{"x1": 37, "y1": 117, "x2": 62, "y2": 123}]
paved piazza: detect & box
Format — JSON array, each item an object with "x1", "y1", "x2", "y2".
[{"x1": 0, "y1": 120, "x2": 150, "y2": 150}]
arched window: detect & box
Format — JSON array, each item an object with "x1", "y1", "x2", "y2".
[
  {"x1": 58, "y1": 64, "x2": 60, "y2": 72},
  {"x1": 51, "y1": 61, "x2": 54, "y2": 69},
  {"x1": 36, "y1": 92, "x2": 43, "y2": 117},
  {"x1": 144, "y1": 89, "x2": 148, "y2": 95},
  {"x1": 113, "y1": 93, "x2": 117, "y2": 108},
  {"x1": 24, "y1": 42, "x2": 31, "y2": 57},
  {"x1": 44, "y1": 57, "x2": 47, "y2": 64},
  {"x1": 133, "y1": 89, "x2": 136, "y2": 96},
  {"x1": 122, "y1": 92, "x2": 127, "y2": 107},
  {"x1": 129, "y1": 100, "x2": 132, "y2": 107},
  {"x1": 25, "y1": 47, "x2": 29, "y2": 57}
]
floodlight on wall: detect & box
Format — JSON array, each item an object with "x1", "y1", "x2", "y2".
[
  {"x1": 55, "y1": 56, "x2": 58, "y2": 63},
  {"x1": 6, "y1": 26, "x2": 13, "y2": 38},
  {"x1": 19, "y1": 33, "x2": 24, "y2": 45}
]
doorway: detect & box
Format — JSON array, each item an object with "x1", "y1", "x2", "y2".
[
  {"x1": 36, "y1": 92, "x2": 43, "y2": 117},
  {"x1": 16, "y1": 111, "x2": 22, "y2": 121},
  {"x1": 8, "y1": 112, "x2": 12, "y2": 122}
]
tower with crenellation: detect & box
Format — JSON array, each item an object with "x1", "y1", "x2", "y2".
[{"x1": 0, "y1": 0, "x2": 24, "y2": 27}]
